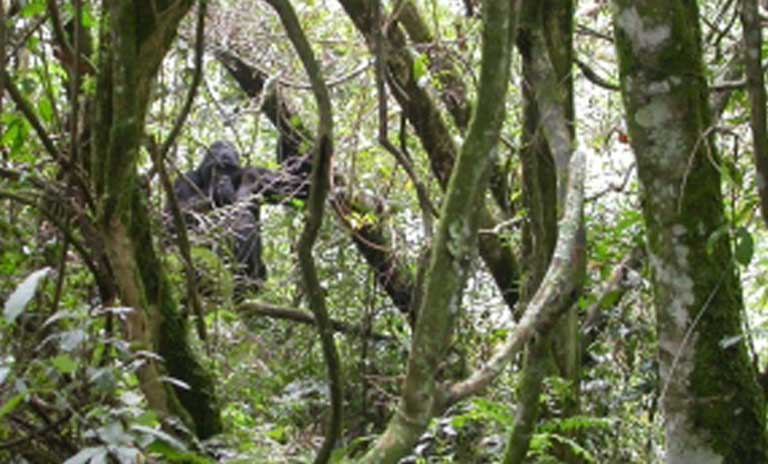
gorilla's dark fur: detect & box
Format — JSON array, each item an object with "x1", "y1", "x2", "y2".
[{"x1": 171, "y1": 141, "x2": 267, "y2": 291}]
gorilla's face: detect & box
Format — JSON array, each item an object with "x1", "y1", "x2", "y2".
[{"x1": 208, "y1": 141, "x2": 240, "y2": 172}]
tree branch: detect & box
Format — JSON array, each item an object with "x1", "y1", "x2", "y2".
[
  {"x1": 237, "y1": 301, "x2": 392, "y2": 341},
  {"x1": 740, "y1": 0, "x2": 768, "y2": 227},
  {"x1": 151, "y1": 0, "x2": 208, "y2": 343},
  {"x1": 263, "y1": 1, "x2": 342, "y2": 462},
  {"x1": 444, "y1": 149, "x2": 585, "y2": 407}
]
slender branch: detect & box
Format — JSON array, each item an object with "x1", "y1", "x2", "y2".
[
  {"x1": 3, "y1": 72, "x2": 63, "y2": 163},
  {"x1": 0, "y1": 189, "x2": 99, "y2": 283},
  {"x1": 151, "y1": 0, "x2": 208, "y2": 342},
  {"x1": 46, "y1": 0, "x2": 72, "y2": 62},
  {"x1": 51, "y1": 238, "x2": 70, "y2": 315},
  {"x1": 575, "y1": 57, "x2": 619, "y2": 91},
  {"x1": 339, "y1": 0, "x2": 521, "y2": 312},
  {"x1": 159, "y1": 0, "x2": 207, "y2": 161},
  {"x1": 237, "y1": 302, "x2": 392, "y2": 341},
  {"x1": 374, "y1": 2, "x2": 438, "y2": 234},
  {"x1": 585, "y1": 162, "x2": 635, "y2": 202},
  {"x1": 263, "y1": 1, "x2": 341, "y2": 462},
  {"x1": 2, "y1": 71, "x2": 94, "y2": 209},
  {"x1": 740, "y1": 0, "x2": 768, "y2": 227},
  {"x1": 580, "y1": 247, "x2": 644, "y2": 347},
  {"x1": 69, "y1": 0, "x2": 82, "y2": 166}
]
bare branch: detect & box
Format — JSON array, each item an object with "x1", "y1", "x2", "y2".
[
  {"x1": 151, "y1": 0, "x2": 209, "y2": 343},
  {"x1": 262, "y1": 1, "x2": 341, "y2": 462},
  {"x1": 237, "y1": 301, "x2": 392, "y2": 341}
]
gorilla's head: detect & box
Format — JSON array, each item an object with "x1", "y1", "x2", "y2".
[
  {"x1": 207, "y1": 141, "x2": 240, "y2": 169},
  {"x1": 198, "y1": 141, "x2": 241, "y2": 187}
]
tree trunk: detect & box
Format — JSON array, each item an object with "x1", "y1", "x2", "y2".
[
  {"x1": 359, "y1": 1, "x2": 517, "y2": 461},
  {"x1": 91, "y1": 0, "x2": 222, "y2": 438},
  {"x1": 505, "y1": 1, "x2": 580, "y2": 461},
  {"x1": 613, "y1": 1, "x2": 767, "y2": 461}
]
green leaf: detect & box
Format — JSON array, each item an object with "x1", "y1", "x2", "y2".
[
  {"x1": 82, "y1": 6, "x2": 96, "y2": 27},
  {"x1": 412, "y1": 53, "x2": 429, "y2": 82},
  {"x1": 0, "y1": 393, "x2": 24, "y2": 421},
  {"x1": 720, "y1": 157, "x2": 743, "y2": 188},
  {"x1": 51, "y1": 354, "x2": 78, "y2": 374},
  {"x1": 63, "y1": 446, "x2": 108, "y2": 464},
  {"x1": 21, "y1": 0, "x2": 46, "y2": 17},
  {"x1": 38, "y1": 98, "x2": 54, "y2": 123},
  {"x1": 3, "y1": 268, "x2": 52, "y2": 323},
  {"x1": 734, "y1": 227, "x2": 754, "y2": 266},
  {"x1": 705, "y1": 226, "x2": 728, "y2": 256},
  {"x1": 132, "y1": 425, "x2": 188, "y2": 452}
]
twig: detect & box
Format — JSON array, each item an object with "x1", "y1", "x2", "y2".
[
  {"x1": 237, "y1": 301, "x2": 392, "y2": 341},
  {"x1": 585, "y1": 162, "x2": 636, "y2": 202},
  {"x1": 575, "y1": 57, "x2": 619, "y2": 91},
  {"x1": 740, "y1": 0, "x2": 768, "y2": 227},
  {"x1": 374, "y1": 2, "x2": 438, "y2": 236},
  {"x1": 2, "y1": 71, "x2": 94, "y2": 209}
]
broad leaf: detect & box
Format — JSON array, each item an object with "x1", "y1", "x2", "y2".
[
  {"x1": 3, "y1": 268, "x2": 52, "y2": 323},
  {"x1": 734, "y1": 227, "x2": 754, "y2": 266}
]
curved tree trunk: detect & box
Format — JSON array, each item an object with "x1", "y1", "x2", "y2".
[
  {"x1": 504, "y1": 1, "x2": 580, "y2": 461},
  {"x1": 358, "y1": 1, "x2": 518, "y2": 461}
]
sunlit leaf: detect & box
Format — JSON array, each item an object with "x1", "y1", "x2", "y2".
[
  {"x1": 82, "y1": 6, "x2": 96, "y2": 27},
  {"x1": 51, "y1": 354, "x2": 78, "y2": 375},
  {"x1": 720, "y1": 334, "x2": 744, "y2": 349},
  {"x1": 38, "y1": 98, "x2": 54, "y2": 123},
  {"x1": 0, "y1": 393, "x2": 24, "y2": 420},
  {"x1": 3, "y1": 268, "x2": 52, "y2": 323},
  {"x1": 98, "y1": 421, "x2": 132, "y2": 447},
  {"x1": 59, "y1": 329, "x2": 87, "y2": 352},
  {"x1": 21, "y1": 0, "x2": 46, "y2": 17},
  {"x1": 413, "y1": 53, "x2": 429, "y2": 82},
  {"x1": 131, "y1": 424, "x2": 189, "y2": 452},
  {"x1": 63, "y1": 446, "x2": 107, "y2": 464}
]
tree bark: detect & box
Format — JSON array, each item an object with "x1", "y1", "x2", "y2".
[
  {"x1": 359, "y1": 1, "x2": 517, "y2": 461},
  {"x1": 91, "y1": 0, "x2": 221, "y2": 438},
  {"x1": 504, "y1": 1, "x2": 580, "y2": 461},
  {"x1": 613, "y1": 1, "x2": 767, "y2": 461}
]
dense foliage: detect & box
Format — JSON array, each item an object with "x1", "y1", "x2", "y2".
[{"x1": 1, "y1": 0, "x2": 767, "y2": 462}]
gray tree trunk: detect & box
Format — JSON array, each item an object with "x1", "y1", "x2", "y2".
[{"x1": 612, "y1": 1, "x2": 767, "y2": 461}]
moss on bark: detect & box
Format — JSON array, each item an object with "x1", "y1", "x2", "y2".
[
  {"x1": 613, "y1": 1, "x2": 767, "y2": 460},
  {"x1": 91, "y1": 0, "x2": 222, "y2": 439}
]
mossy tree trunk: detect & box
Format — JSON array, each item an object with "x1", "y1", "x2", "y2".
[
  {"x1": 358, "y1": 0, "x2": 518, "y2": 461},
  {"x1": 90, "y1": 0, "x2": 221, "y2": 438},
  {"x1": 613, "y1": 1, "x2": 767, "y2": 461}
]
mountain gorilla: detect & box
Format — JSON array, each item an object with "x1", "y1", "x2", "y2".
[
  {"x1": 171, "y1": 141, "x2": 267, "y2": 291},
  {"x1": 173, "y1": 141, "x2": 241, "y2": 211}
]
